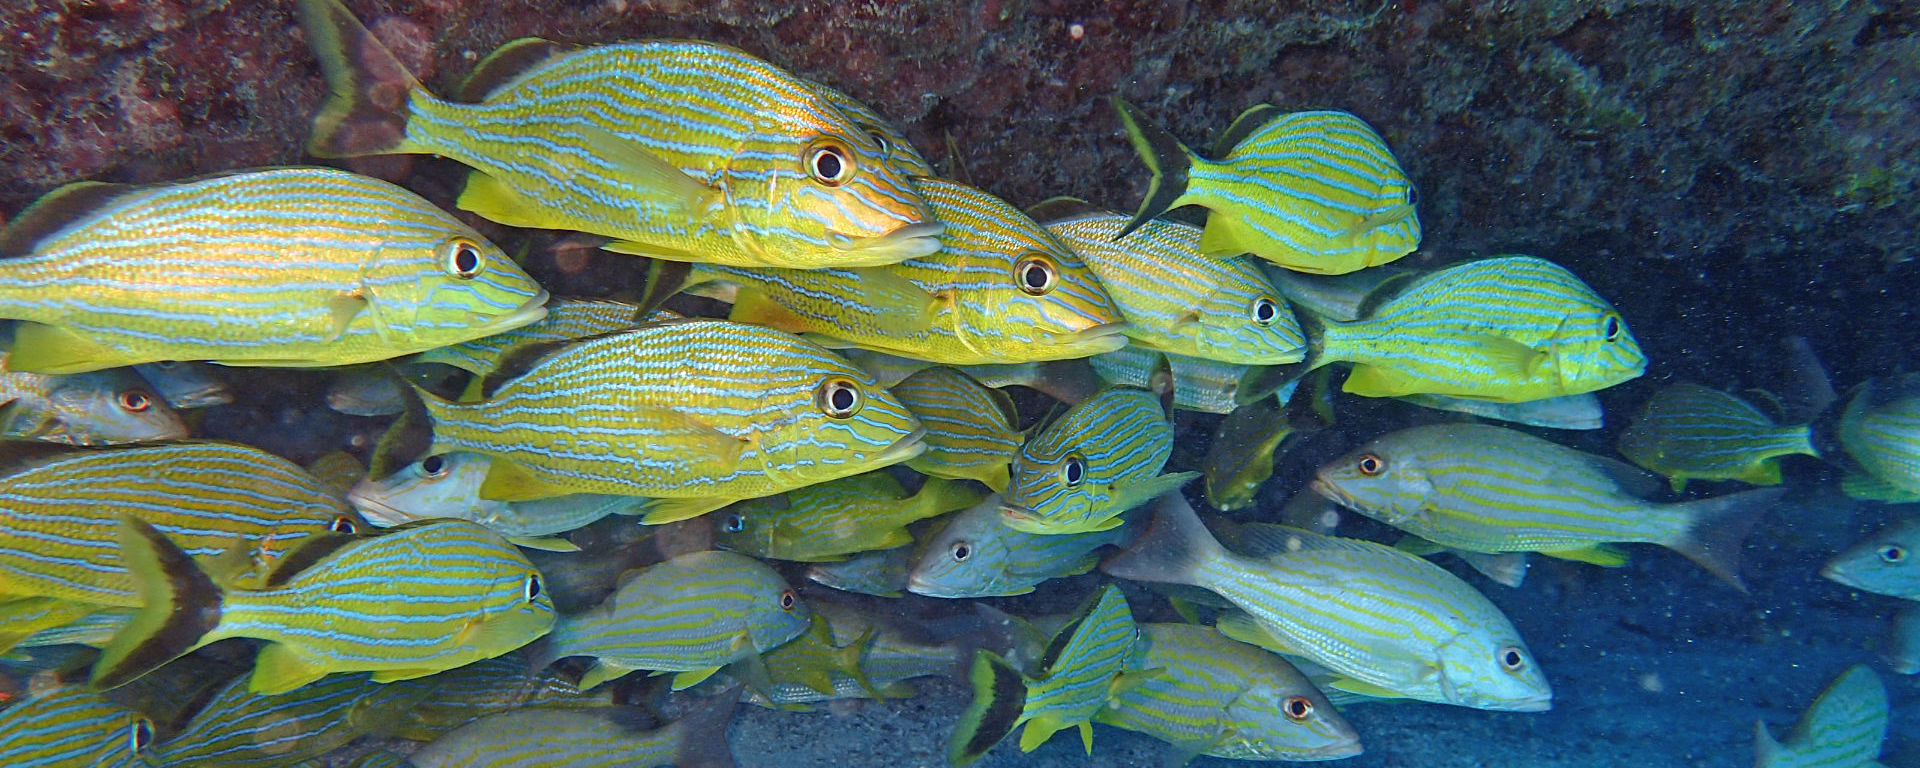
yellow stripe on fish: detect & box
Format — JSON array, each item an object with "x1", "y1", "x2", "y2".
[
  {"x1": 1836, "y1": 375, "x2": 1920, "y2": 501},
  {"x1": 713, "y1": 472, "x2": 982, "y2": 562},
  {"x1": 802, "y1": 78, "x2": 935, "y2": 177},
  {"x1": 1112, "y1": 99, "x2": 1420, "y2": 275},
  {"x1": 1618, "y1": 383, "x2": 1817, "y2": 489},
  {"x1": 298, "y1": 0, "x2": 940, "y2": 270},
  {"x1": 0, "y1": 168, "x2": 548, "y2": 374},
  {"x1": 1002, "y1": 387, "x2": 1197, "y2": 535},
  {"x1": 405, "y1": 696, "x2": 737, "y2": 768},
  {"x1": 1754, "y1": 665, "x2": 1888, "y2": 768},
  {"x1": 0, "y1": 686, "x2": 156, "y2": 768},
  {"x1": 891, "y1": 367, "x2": 1024, "y2": 491},
  {"x1": 414, "y1": 297, "x2": 645, "y2": 377}
]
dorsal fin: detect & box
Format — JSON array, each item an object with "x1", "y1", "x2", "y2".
[
  {"x1": 1351, "y1": 269, "x2": 1423, "y2": 319},
  {"x1": 456, "y1": 38, "x2": 577, "y2": 102},
  {"x1": 476, "y1": 338, "x2": 577, "y2": 400},
  {"x1": 1212, "y1": 104, "x2": 1285, "y2": 157},
  {"x1": 1023, "y1": 197, "x2": 1107, "y2": 226},
  {"x1": 261, "y1": 532, "x2": 362, "y2": 587},
  {"x1": 0, "y1": 181, "x2": 135, "y2": 257}
]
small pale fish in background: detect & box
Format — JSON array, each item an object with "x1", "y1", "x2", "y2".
[
  {"x1": 1884, "y1": 602, "x2": 1920, "y2": 675},
  {"x1": 1822, "y1": 517, "x2": 1920, "y2": 601},
  {"x1": 1753, "y1": 665, "x2": 1887, "y2": 768},
  {"x1": 1264, "y1": 263, "x2": 1419, "y2": 322},
  {"x1": 0, "y1": 686, "x2": 157, "y2": 768},
  {"x1": 404, "y1": 695, "x2": 739, "y2": 768},
  {"x1": 132, "y1": 361, "x2": 232, "y2": 409},
  {"x1": 326, "y1": 366, "x2": 409, "y2": 417},
  {"x1": 713, "y1": 473, "x2": 983, "y2": 562},
  {"x1": 0, "y1": 344, "x2": 185, "y2": 445},
  {"x1": 1002, "y1": 387, "x2": 1197, "y2": 534},
  {"x1": 1617, "y1": 382, "x2": 1817, "y2": 490},
  {"x1": 149, "y1": 672, "x2": 417, "y2": 768},
  {"x1": 738, "y1": 600, "x2": 987, "y2": 708},
  {"x1": 1835, "y1": 375, "x2": 1920, "y2": 502},
  {"x1": 890, "y1": 367, "x2": 1025, "y2": 492},
  {"x1": 909, "y1": 494, "x2": 1135, "y2": 598},
  {"x1": 351, "y1": 452, "x2": 649, "y2": 551},
  {"x1": 1090, "y1": 345, "x2": 1292, "y2": 415},
  {"x1": 1397, "y1": 392, "x2": 1604, "y2": 431}
]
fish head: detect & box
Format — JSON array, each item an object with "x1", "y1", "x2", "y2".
[
  {"x1": 368, "y1": 231, "x2": 550, "y2": 347},
  {"x1": 721, "y1": 113, "x2": 942, "y2": 267},
  {"x1": 716, "y1": 556, "x2": 812, "y2": 652},
  {"x1": 751, "y1": 355, "x2": 927, "y2": 488},
  {"x1": 1191, "y1": 281, "x2": 1309, "y2": 364},
  {"x1": 133, "y1": 361, "x2": 232, "y2": 409},
  {"x1": 711, "y1": 497, "x2": 784, "y2": 559},
  {"x1": 1544, "y1": 303, "x2": 1647, "y2": 396},
  {"x1": 1435, "y1": 633, "x2": 1553, "y2": 712},
  {"x1": 1821, "y1": 518, "x2": 1920, "y2": 597},
  {"x1": 347, "y1": 453, "x2": 486, "y2": 528},
  {"x1": 907, "y1": 497, "x2": 1009, "y2": 597},
  {"x1": 1310, "y1": 435, "x2": 1435, "y2": 526},
  {"x1": 1226, "y1": 679, "x2": 1363, "y2": 761},
  {"x1": 1001, "y1": 448, "x2": 1098, "y2": 534},
  {"x1": 455, "y1": 534, "x2": 559, "y2": 654},
  {"x1": 45, "y1": 370, "x2": 188, "y2": 444}
]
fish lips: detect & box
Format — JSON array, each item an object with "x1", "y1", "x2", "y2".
[
  {"x1": 343, "y1": 486, "x2": 415, "y2": 528},
  {"x1": 833, "y1": 221, "x2": 946, "y2": 264},
  {"x1": 869, "y1": 427, "x2": 930, "y2": 466},
  {"x1": 1307, "y1": 475, "x2": 1357, "y2": 508}
]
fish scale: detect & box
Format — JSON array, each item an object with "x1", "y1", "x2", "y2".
[
  {"x1": 891, "y1": 367, "x2": 1024, "y2": 491},
  {"x1": 0, "y1": 168, "x2": 548, "y2": 373},
  {"x1": 0, "y1": 686, "x2": 154, "y2": 768},
  {"x1": 1003, "y1": 387, "x2": 1189, "y2": 534},
  {"x1": 0, "y1": 441, "x2": 360, "y2": 607}
]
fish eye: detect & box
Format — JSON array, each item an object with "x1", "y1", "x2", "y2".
[
  {"x1": 1880, "y1": 545, "x2": 1908, "y2": 563},
  {"x1": 779, "y1": 589, "x2": 798, "y2": 611},
  {"x1": 524, "y1": 573, "x2": 543, "y2": 602},
  {"x1": 1282, "y1": 696, "x2": 1314, "y2": 722},
  {"x1": 443, "y1": 239, "x2": 484, "y2": 279},
  {"x1": 328, "y1": 516, "x2": 359, "y2": 534},
  {"x1": 815, "y1": 376, "x2": 864, "y2": 419},
  {"x1": 723, "y1": 513, "x2": 746, "y2": 533},
  {"x1": 867, "y1": 130, "x2": 891, "y2": 153},
  {"x1": 1406, "y1": 184, "x2": 1420, "y2": 207},
  {"x1": 1602, "y1": 314, "x2": 1622, "y2": 341},
  {"x1": 117, "y1": 389, "x2": 153, "y2": 413},
  {"x1": 1356, "y1": 454, "x2": 1385, "y2": 476},
  {"x1": 421, "y1": 454, "x2": 448, "y2": 478},
  {"x1": 130, "y1": 718, "x2": 155, "y2": 752},
  {"x1": 1061, "y1": 454, "x2": 1087, "y2": 487},
  {"x1": 950, "y1": 541, "x2": 972, "y2": 562},
  {"x1": 1013, "y1": 253, "x2": 1058, "y2": 296},
  {"x1": 1251, "y1": 296, "x2": 1280, "y2": 327},
  {"x1": 1500, "y1": 646, "x2": 1527, "y2": 671},
  {"x1": 806, "y1": 140, "x2": 854, "y2": 186}
]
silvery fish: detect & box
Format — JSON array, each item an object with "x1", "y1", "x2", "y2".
[
  {"x1": 404, "y1": 697, "x2": 737, "y2": 768},
  {"x1": 806, "y1": 546, "x2": 914, "y2": 597},
  {"x1": 0, "y1": 343, "x2": 185, "y2": 445},
  {"x1": 1002, "y1": 387, "x2": 1197, "y2": 534},
  {"x1": 408, "y1": 319, "x2": 925, "y2": 523},
  {"x1": 1753, "y1": 665, "x2": 1887, "y2": 768},
  {"x1": 349, "y1": 452, "x2": 650, "y2": 551},
  {"x1": 891, "y1": 367, "x2": 1024, "y2": 492},
  {"x1": 300, "y1": 0, "x2": 940, "y2": 269},
  {"x1": 1112, "y1": 99, "x2": 1420, "y2": 275},
  {"x1": 0, "y1": 168, "x2": 548, "y2": 374},
  {"x1": 1836, "y1": 375, "x2": 1920, "y2": 502},
  {"x1": 1264, "y1": 262, "x2": 1419, "y2": 321},
  {"x1": 133, "y1": 360, "x2": 231, "y2": 409},
  {"x1": 532, "y1": 550, "x2": 810, "y2": 691},
  {"x1": 1618, "y1": 383, "x2": 1817, "y2": 489},
  {"x1": 1822, "y1": 517, "x2": 1920, "y2": 600},
  {"x1": 1103, "y1": 494, "x2": 1553, "y2": 712},
  {"x1": 0, "y1": 440, "x2": 364, "y2": 608},
  {"x1": 845, "y1": 348, "x2": 1104, "y2": 407},
  {"x1": 713, "y1": 473, "x2": 982, "y2": 562},
  {"x1": 1093, "y1": 623, "x2": 1361, "y2": 763},
  {"x1": 909, "y1": 494, "x2": 1133, "y2": 598},
  {"x1": 1031, "y1": 200, "x2": 1306, "y2": 364},
  {"x1": 1089, "y1": 345, "x2": 1292, "y2": 415},
  {"x1": 683, "y1": 178, "x2": 1129, "y2": 364},
  {"x1": 1397, "y1": 392, "x2": 1605, "y2": 431},
  {"x1": 91, "y1": 518, "x2": 555, "y2": 695},
  {"x1": 1313, "y1": 423, "x2": 1784, "y2": 588},
  {"x1": 326, "y1": 366, "x2": 409, "y2": 417},
  {"x1": 0, "y1": 686, "x2": 156, "y2": 768},
  {"x1": 1309, "y1": 256, "x2": 1646, "y2": 403},
  {"x1": 741, "y1": 601, "x2": 977, "y2": 707}
]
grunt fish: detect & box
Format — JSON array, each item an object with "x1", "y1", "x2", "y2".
[
  {"x1": 890, "y1": 367, "x2": 1025, "y2": 491},
  {"x1": 909, "y1": 494, "x2": 1134, "y2": 598},
  {"x1": 1002, "y1": 387, "x2": 1197, "y2": 534},
  {"x1": 0, "y1": 686, "x2": 156, "y2": 768},
  {"x1": 1618, "y1": 383, "x2": 1817, "y2": 489},
  {"x1": 349, "y1": 451, "x2": 649, "y2": 551},
  {"x1": 713, "y1": 472, "x2": 983, "y2": 562},
  {"x1": 1835, "y1": 375, "x2": 1920, "y2": 502},
  {"x1": 0, "y1": 342, "x2": 186, "y2": 445},
  {"x1": 1753, "y1": 665, "x2": 1887, "y2": 768},
  {"x1": 1822, "y1": 517, "x2": 1920, "y2": 601}
]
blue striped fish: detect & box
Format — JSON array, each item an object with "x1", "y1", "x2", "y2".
[
  {"x1": 132, "y1": 361, "x2": 231, "y2": 409},
  {"x1": 1, "y1": 598, "x2": 131, "y2": 651},
  {"x1": 948, "y1": 585, "x2": 1146, "y2": 764},
  {"x1": 891, "y1": 367, "x2": 1024, "y2": 491},
  {"x1": 1754, "y1": 665, "x2": 1887, "y2": 768},
  {"x1": 1112, "y1": 99, "x2": 1420, "y2": 275},
  {"x1": 684, "y1": 178, "x2": 1129, "y2": 364},
  {"x1": 405, "y1": 696, "x2": 737, "y2": 768},
  {"x1": 909, "y1": 494, "x2": 1133, "y2": 598},
  {"x1": 90, "y1": 518, "x2": 554, "y2": 694},
  {"x1": 0, "y1": 168, "x2": 548, "y2": 374},
  {"x1": 1033, "y1": 200, "x2": 1306, "y2": 364},
  {"x1": 1836, "y1": 375, "x2": 1920, "y2": 502},
  {"x1": 0, "y1": 440, "x2": 363, "y2": 607},
  {"x1": 1094, "y1": 623, "x2": 1360, "y2": 763},
  {"x1": 411, "y1": 318, "x2": 924, "y2": 523},
  {"x1": 298, "y1": 0, "x2": 939, "y2": 270},
  {"x1": 1310, "y1": 256, "x2": 1646, "y2": 403},
  {"x1": 1821, "y1": 517, "x2": 1920, "y2": 601},
  {"x1": 713, "y1": 473, "x2": 982, "y2": 562},
  {"x1": 803, "y1": 79, "x2": 935, "y2": 177},
  {"x1": 151, "y1": 673, "x2": 410, "y2": 768},
  {"x1": 1, "y1": 341, "x2": 186, "y2": 445},
  {"x1": 533, "y1": 550, "x2": 810, "y2": 691},
  {"x1": 1002, "y1": 387, "x2": 1197, "y2": 534},
  {"x1": 0, "y1": 686, "x2": 155, "y2": 768},
  {"x1": 1314, "y1": 423, "x2": 1784, "y2": 587},
  {"x1": 1618, "y1": 383, "x2": 1817, "y2": 489},
  {"x1": 349, "y1": 452, "x2": 649, "y2": 551},
  {"x1": 1104, "y1": 494, "x2": 1554, "y2": 712},
  {"x1": 414, "y1": 297, "x2": 645, "y2": 377}
]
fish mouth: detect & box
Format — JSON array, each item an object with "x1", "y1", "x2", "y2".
[
  {"x1": 836, "y1": 222, "x2": 945, "y2": 263},
  {"x1": 870, "y1": 427, "x2": 928, "y2": 465},
  {"x1": 344, "y1": 486, "x2": 411, "y2": 528},
  {"x1": 1307, "y1": 476, "x2": 1354, "y2": 508},
  {"x1": 1498, "y1": 694, "x2": 1554, "y2": 713},
  {"x1": 476, "y1": 290, "x2": 551, "y2": 334},
  {"x1": 1049, "y1": 322, "x2": 1132, "y2": 354}
]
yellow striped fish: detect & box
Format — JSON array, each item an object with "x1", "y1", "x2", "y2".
[
  {"x1": 414, "y1": 297, "x2": 645, "y2": 377},
  {"x1": 1314, "y1": 423, "x2": 1784, "y2": 587},
  {"x1": 1093, "y1": 623, "x2": 1360, "y2": 763},
  {"x1": 0, "y1": 440, "x2": 363, "y2": 608},
  {"x1": 1033, "y1": 199, "x2": 1306, "y2": 364},
  {"x1": 0, "y1": 341, "x2": 186, "y2": 445},
  {"x1": 908, "y1": 493, "x2": 1133, "y2": 598},
  {"x1": 1309, "y1": 255, "x2": 1646, "y2": 403},
  {"x1": 298, "y1": 0, "x2": 939, "y2": 270},
  {"x1": 748, "y1": 611, "x2": 881, "y2": 703},
  {"x1": 1754, "y1": 665, "x2": 1887, "y2": 768},
  {"x1": 0, "y1": 168, "x2": 548, "y2": 374},
  {"x1": 405, "y1": 695, "x2": 737, "y2": 768},
  {"x1": 1836, "y1": 375, "x2": 1920, "y2": 502},
  {"x1": 803, "y1": 79, "x2": 935, "y2": 177},
  {"x1": 532, "y1": 550, "x2": 810, "y2": 691},
  {"x1": 739, "y1": 600, "x2": 974, "y2": 707},
  {"x1": 1112, "y1": 99, "x2": 1420, "y2": 275},
  {"x1": 1103, "y1": 494, "x2": 1553, "y2": 711},
  {"x1": 0, "y1": 686, "x2": 156, "y2": 768},
  {"x1": 1618, "y1": 383, "x2": 1817, "y2": 489},
  {"x1": 891, "y1": 367, "x2": 1024, "y2": 491},
  {"x1": 684, "y1": 178, "x2": 1129, "y2": 364},
  {"x1": 713, "y1": 472, "x2": 982, "y2": 562},
  {"x1": 408, "y1": 318, "x2": 925, "y2": 523},
  {"x1": 375, "y1": 653, "x2": 612, "y2": 741},
  {"x1": 1002, "y1": 387, "x2": 1197, "y2": 535},
  {"x1": 349, "y1": 452, "x2": 649, "y2": 551},
  {"x1": 1202, "y1": 396, "x2": 1300, "y2": 511},
  {"x1": 151, "y1": 672, "x2": 414, "y2": 768},
  {"x1": 91, "y1": 517, "x2": 554, "y2": 695},
  {"x1": 948, "y1": 585, "x2": 1147, "y2": 764},
  {"x1": 1821, "y1": 517, "x2": 1920, "y2": 600}
]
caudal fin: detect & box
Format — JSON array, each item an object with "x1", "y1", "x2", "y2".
[
  {"x1": 947, "y1": 650, "x2": 1028, "y2": 767},
  {"x1": 1099, "y1": 492, "x2": 1223, "y2": 588},
  {"x1": 90, "y1": 518, "x2": 224, "y2": 690},
  {"x1": 1666, "y1": 487, "x2": 1786, "y2": 592},
  {"x1": 296, "y1": 0, "x2": 426, "y2": 157},
  {"x1": 1110, "y1": 98, "x2": 1194, "y2": 241}
]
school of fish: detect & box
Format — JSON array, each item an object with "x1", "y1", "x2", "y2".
[{"x1": 0, "y1": 1, "x2": 1910, "y2": 766}]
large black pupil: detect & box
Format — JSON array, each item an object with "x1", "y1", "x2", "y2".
[
  {"x1": 831, "y1": 386, "x2": 856, "y2": 412},
  {"x1": 1257, "y1": 300, "x2": 1274, "y2": 321},
  {"x1": 423, "y1": 455, "x2": 444, "y2": 474},
  {"x1": 954, "y1": 544, "x2": 969, "y2": 560},
  {"x1": 816, "y1": 150, "x2": 843, "y2": 179},
  {"x1": 455, "y1": 246, "x2": 478, "y2": 274},
  {"x1": 1067, "y1": 460, "x2": 1083, "y2": 483},
  {"x1": 1024, "y1": 264, "x2": 1047, "y2": 289},
  {"x1": 527, "y1": 575, "x2": 542, "y2": 598},
  {"x1": 1605, "y1": 317, "x2": 1619, "y2": 339}
]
